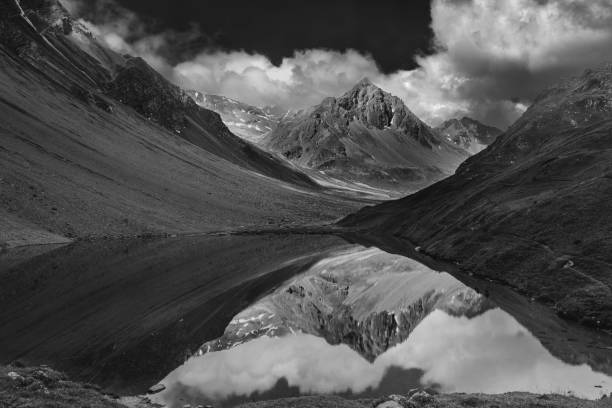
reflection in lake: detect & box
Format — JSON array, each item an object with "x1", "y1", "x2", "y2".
[
  {"x1": 157, "y1": 309, "x2": 612, "y2": 408},
  {"x1": 1, "y1": 233, "x2": 611, "y2": 404},
  {"x1": 0, "y1": 234, "x2": 351, "y2": 394},
  {"x1": 154, "y1": 245, "x2": 612, "y2": 407}
]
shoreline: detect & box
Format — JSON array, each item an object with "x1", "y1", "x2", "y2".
[{"x1": 2, "y1": 364, "x2": 611, "y2": 408}]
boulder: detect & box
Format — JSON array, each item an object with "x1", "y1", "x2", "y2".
[{"x1": 147, "y1": 383, "x2": 166, "y2": 394}]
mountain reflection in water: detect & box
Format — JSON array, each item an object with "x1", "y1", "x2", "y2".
[
  {"x1": 1, "y1": 234, "x2": 611, "y2": 404},
  {"x1": 155, "y1": 247, "x2": 612, "y2": 408}
]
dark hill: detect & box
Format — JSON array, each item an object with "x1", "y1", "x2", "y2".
[{"x1": 341, "y1": 64, "x2": 612, "y2": 330}]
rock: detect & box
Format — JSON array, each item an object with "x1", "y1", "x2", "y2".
[
  {"x1": 374, "y1": 394, "x2": 417, "y2": 408},
  {"x1": 375, "y1": 401, "x2": 404, "y2": 408},
  {"x1": 7, "y1": 371, "x2": 23, "y2": 381},
  {"x1": 409, "y1": 390, "x2": 434, "y2": 405},
  {"x1": 147, "y1": 383, "x2": 166, "y2": 394}
]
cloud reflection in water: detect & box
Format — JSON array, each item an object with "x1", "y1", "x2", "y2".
[{"x1": 157, "y1": 308, "x2": 612, "y2": 406}]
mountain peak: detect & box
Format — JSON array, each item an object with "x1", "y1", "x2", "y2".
[
  {"x1": 355, "y1": 77, "x2": 374, "y2": 87},
  {"x1": 435, "y1": 116, "x2": 502, "y2": 154}
]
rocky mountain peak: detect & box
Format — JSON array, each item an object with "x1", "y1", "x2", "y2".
[
  {"x1": 354, "y1": 76, "x2": 373, "y2": 88},
  {"x1": 339, "y1": 77, "x2": 388, "y2": 107},
  {"x1": 333, "y1": 78, "x2": 436, "y2": 146}
]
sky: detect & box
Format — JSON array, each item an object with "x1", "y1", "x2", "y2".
[{"x1": 61, "y1": 0, "x2": 612, "y2": 128}]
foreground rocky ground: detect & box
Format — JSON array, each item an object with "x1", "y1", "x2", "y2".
[
  {"x1": 2, "y1": 365, "x2": 611, "y2": 408},
  {"x1": 237, "y1": 393, "x2": 612, "y2": 408}
]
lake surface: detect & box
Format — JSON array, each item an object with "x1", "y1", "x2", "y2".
[{"x1": 1, "y1": 233, "x2": 611, "y2": 405}]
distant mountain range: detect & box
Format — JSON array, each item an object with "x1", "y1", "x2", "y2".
[
  {"x1": 435, "y1": 116, "x2": 502, "y2": 154},
  {"x1": 187, "y1": 83, "x2": 504, "y2": 194},
  {"x1": 186, "y1": 91, "x2": 286, "y2": 144},
  {"x1": 341, "y1": 63, "x2": 612, "y2": 330}
]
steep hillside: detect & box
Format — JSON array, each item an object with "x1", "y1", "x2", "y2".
[
  {"x1": 187, "y1": 91, "x2": 284, "y2": 144},
  {"x1": 341, "y1": 65, "x2": 612, "y2": 330},
  {"x1": 263, "y1": 78, "x2": 469, "y2": 192},
  {"x1": 0, "y1": 0, "x2": 360, "y2": 246},
  {"x1": 435, "y1": 116, "x2": 502, "y2": 154}
]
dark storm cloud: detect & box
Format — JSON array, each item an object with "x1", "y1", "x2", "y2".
[
  {"x1": 66, "y1": 0, "x2": 433, "y2": 74},
  {"x1": 62, "y1": 0, "x2": 612, "y2": 128}
]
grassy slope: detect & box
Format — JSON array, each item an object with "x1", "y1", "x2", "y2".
[{"x1": 0, "y1": 48, "x2": 361, "y2": 246}]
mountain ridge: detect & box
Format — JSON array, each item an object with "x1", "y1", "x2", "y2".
[{"x1": 435, "y1": 116, "x2": 502, "y2": 154}]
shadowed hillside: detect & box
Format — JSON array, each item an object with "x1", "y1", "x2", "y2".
[{"x1": 341, "y1": 64, "x2": 612, "y2": 330}]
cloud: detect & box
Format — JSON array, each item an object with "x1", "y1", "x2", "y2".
[
  {"x1": 62, "y1": 0, "x2": 612, "y2": 128},
  {"x1": 156, "y1": 309, "x2": 612, "y2": 406},
  {"x1": 410, "y1": 0, "x2": 612, "y2": 127},
  {"x1": 171, "y1": 49, "x2": 383, "y2": 109}
]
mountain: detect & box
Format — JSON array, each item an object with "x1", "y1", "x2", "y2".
[
  {"x1": 186, "y1": 91, "x2": 284, "y2": 144},
  {"x1": 435, "y1": 116, "x2": 502, "y2": 154},
  {"x1": 0, "y1": 0, "x2": 361, "y2": 247},
  {"x1": 262, "y1": 78, "x2": 470, "y2": 193},
  {"x1": 341, "y1": 64, "x2": 612, "y2": 330}
]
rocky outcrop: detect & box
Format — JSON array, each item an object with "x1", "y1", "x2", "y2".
[
  {"x1": 107, "y1": 57, "x2": 197, "y2": 133},
  {"x1": 435, "y1": 117, "x2": 502, "y2": 154},
  {"x1": 341, "y1": 64, "x2": 612, "y2": 330},
  {"x1": 262, "y1": 78, "x2": 469, "y2": 191}
]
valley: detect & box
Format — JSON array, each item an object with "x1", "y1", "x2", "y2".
[{"x1": 1, "y1": 1, "x2": 612, "y2": 408}]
